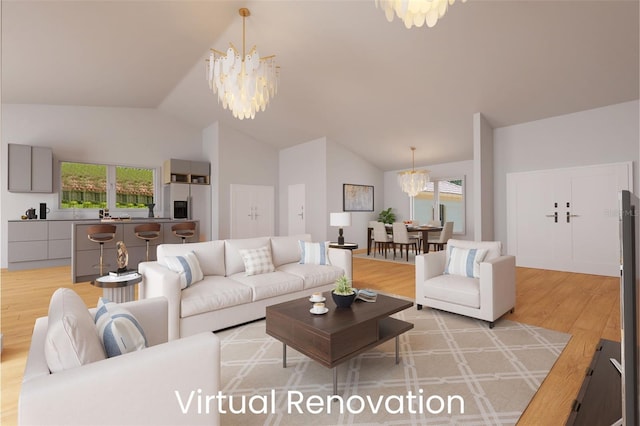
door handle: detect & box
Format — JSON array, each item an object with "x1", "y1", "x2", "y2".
[
  {"x1": 545, "y1": 212, "x2": 558, "y2": 223},
  {"x1": 566, "y1": 212, "x2": 579, "y2": 223}
]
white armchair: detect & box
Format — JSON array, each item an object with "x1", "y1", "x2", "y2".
[
  {"x1": 415, "y1": 239, "x2": 516, "y2": 328},
  {"x1": 19, "y1": 297, "x2": 220, "y2": 426}
]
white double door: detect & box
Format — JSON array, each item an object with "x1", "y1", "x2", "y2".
[
  {"x1": 507, "y1": 162, "x2": 632, "y2": 277},
  {"x1": 230, "y1": 184, "x2": 274, "y2": 239}
]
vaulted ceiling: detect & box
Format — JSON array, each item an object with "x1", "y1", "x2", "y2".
[{"x1": 2, "y1": 0, "x2": 638, "y2": 171}]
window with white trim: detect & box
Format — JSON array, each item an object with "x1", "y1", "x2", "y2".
[
  {"x1": 412, "y1": 177, "x2": 465, "y2": 234},
  {"x1": 60, "y1": 161, "x2": 156, "y2": 210}
]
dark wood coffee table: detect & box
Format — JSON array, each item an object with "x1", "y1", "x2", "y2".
[{"x1": 266, "y1": 292, "x2": 414, "y2": 394}]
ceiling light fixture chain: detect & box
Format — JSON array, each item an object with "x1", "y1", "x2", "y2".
[
  {"x1": 397, "y1": 147, "x2": 430, "y2": 197},
  {"x1": 206, "y1": 7, "x2": 279, "y2": 120},
  {"x1": 375, "y1": 0, "x2": 467, "y2": 29}
]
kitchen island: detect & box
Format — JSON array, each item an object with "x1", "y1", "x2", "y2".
[
  {"x1": 71, "y1": 218, "x2": 199, "y2": 283},
  {"x1": 6, "y1": 217, "x2": 199, "y2": 281}
]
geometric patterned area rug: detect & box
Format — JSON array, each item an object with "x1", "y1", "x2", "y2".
[{"x1": 216, "y1": 306, "x2": 570, "y2": 425}]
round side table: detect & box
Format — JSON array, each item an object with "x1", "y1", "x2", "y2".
[
  {"x1": 329, "y1": 242, "x2": 358, "y2": 250},
  {"x1": 93, "y1": 272, "x2": 142, "y2": 303}
]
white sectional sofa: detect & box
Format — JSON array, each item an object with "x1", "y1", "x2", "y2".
[{"x1": 139, "y1": 234, "x2": 352, "y2": 340}]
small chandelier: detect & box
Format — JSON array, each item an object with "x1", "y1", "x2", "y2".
[
  {"x1": 398, "y1": 147, "x2": 430, "y2": 197},
  {"x1": 375, "y1": 0, "x2": 467, "y2": 29},
  {"x1": 206, "y1": 8, "x2": 278, "y2": 120}
]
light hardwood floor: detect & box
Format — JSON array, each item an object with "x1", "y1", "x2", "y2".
[{"x1": 1, "y1": 257, "x2": 620, "y2": 425}]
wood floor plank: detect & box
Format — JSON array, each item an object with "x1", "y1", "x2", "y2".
[{"x1": 1, "y1": 260, "x2": 621, "y2": 425}]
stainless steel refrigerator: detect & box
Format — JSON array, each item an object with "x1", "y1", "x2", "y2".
[{"x1": 163, "y1": 182, "x2": 210, "y2": 239}]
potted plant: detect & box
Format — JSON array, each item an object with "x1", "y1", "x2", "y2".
[
  {"x1": 332, "y1": 275, "x2": 357, "y2": 308},
  {"x1": 377, "y1": 207, "x2": 396, "y2": 224}
]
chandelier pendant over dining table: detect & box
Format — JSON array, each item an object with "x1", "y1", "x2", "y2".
[
  {"x1": 398, "y1": 147, "x2": 430, "y2": 197},
  {"x1": 206, "y1": 8, "x2": 278, "y2": 120}
]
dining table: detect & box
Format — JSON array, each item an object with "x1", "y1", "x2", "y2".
[{"x1": 367, "y1": 224, "x2": 443, "y2": 256}]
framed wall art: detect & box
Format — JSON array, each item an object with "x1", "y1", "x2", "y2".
[{"x1": 343, "y1": 184, "x2": 374, "y2": 212}]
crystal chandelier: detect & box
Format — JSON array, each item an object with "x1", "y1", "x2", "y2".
[
  {"x1": 375, "y1": 0, "x2": 466, "y2": 29},
  {"x1": 206, "y1": 8, "x2": 278, "y2": 120},
  {"x1": 398, "y1": 147, "x2": 430, "y2": 197}
]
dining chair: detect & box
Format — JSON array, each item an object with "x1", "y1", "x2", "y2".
[
  {"x1": 368, "y1": 221, "x2": 379, "y2": 250},
  {"x1": 372, "y1": 221, "x2": 394, "y2": 258},
  {"x1": 427, "y1": 221, "x2": 454, "y2": 252},
  {"x1": 406, "y1": 222, "x2": 422, "y2": 253},
  {"x1": 392, "y1": 222, "x2": 419, "y2": 261},
  {"x1": 425, "y1": 223, "x2": 442, "y2": 245}
]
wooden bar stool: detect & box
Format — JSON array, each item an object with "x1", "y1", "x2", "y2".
[
  {"x1": 134, "y1": 223, "x2": 161, "y2": 261},
  {"x1": 87, "y1": 224, "x2": 117, "y2": 276},
  {"x1": 171, "y1": 222, "x2": 196, "y2": 244}
]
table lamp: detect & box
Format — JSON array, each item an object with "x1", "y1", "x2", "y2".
[{"x1": 330, "y1": 212, "x2": 351, "y2": 245}]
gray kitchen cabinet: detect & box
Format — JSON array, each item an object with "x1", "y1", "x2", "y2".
[
  {"x1": 48, "y1": 239, "x2": 72, "y2": 260},
  {"x1": 48, "y1": 221, "x2": 73, "y2": 260},
  {"x1": 8, "y1": 144, "x2": 53, "y2": 193},
  {"x1": 8, "y1": 221, "x2": 49, "y2": 265},
  {"x1": 8, "y1": 242, "x2": 49, "y2": 263},
  {"x1": 8, "y1": 221, "x2": 48, "y2": 242},
  {"x1": 163, "y1": 159, "x2": 191, "y2": 183},
  {"x1": 8, "y1": 144, "x2": 31, "y2": 192},
  {"x1": 163, "y1": 159, "x2": 210, "y2": 184},
  {"x1": 7, "y1": 221, "x2": 47, "y2": 265},
  {"x1": 48, "y1": 221, "x2": 72, "y2": 240},
  {"x1": 31, "y1": 146, "x2": 53, "y2": 192},
  {"x1": 190, "y1": 161, "x2": 209, "y2": 175},
  {"x1": 8, "y1": 221, "x2": 67, "y2": 267}
]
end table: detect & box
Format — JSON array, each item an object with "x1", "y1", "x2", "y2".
[
  {"x1": 92, "y1": 272, "x2": 142, "y2": 303},
  {"x1": 329, "y1": 242, "x2": 358, "y2": 250}
]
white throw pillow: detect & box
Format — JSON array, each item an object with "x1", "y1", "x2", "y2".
[
  {"x1": 44, "y1": 288, "x2": 106, "y2": 373},
  {"x1": 238, "y1": 246, "x2": 275, "y2": 276},
  {"x1": 444, "y1": 247, "x2": 488, "y2": 278},
  {"x1": 299, "y1": 241, "x2": 331, "y2": 265},
  {"x1": 95, "y1": 298, "x2": 147, "y2": 357},
  {"x1": 159, "y1": 251, "x2": 204, "y2": 289}
]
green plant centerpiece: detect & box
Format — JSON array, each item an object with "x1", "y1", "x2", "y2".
[
  {"x1": 377, "y1": 207, "x2": 396, "y2": 224},
  {"x1": 331, "y1": 274, "x2": 357, "y2": 308}
]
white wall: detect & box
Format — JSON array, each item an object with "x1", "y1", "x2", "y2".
[
  {"x1": 494, "y1": 100, "x2": 640, "y2": 247},
  {"x1": 1, "y1": 104, "x2": 202, "y2": 268},
  {"x1": 278, "y1": 138, "x2": 384, "y2": 248},
  {"x1": 473, "y1": 112, "x2": 495, "y2": 241},
  {"x1": 326, "y1": 140, "x2": 384, "y2": 248},
  {"x1": 216, "y1": 123, "x2": 279, "y2": 240},
  {"x1": 279, "y1": 138, "x2": 328, "y2": 241},
  {"x1": 384, "y1": 160, "x2": 475, "y2": 240},
  {"x1": 202, "y1": 122, "x2": 219, "y2": 240}
]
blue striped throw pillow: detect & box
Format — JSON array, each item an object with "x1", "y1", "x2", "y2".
[
  {"x1": 299, "y1": 241, "x2": 331, "y2": 265},
  {"x1": 159, "y1": 251, "x2": 204, "y2": 289},
  {"x1": 95, "y1": 298, "x2": 147, "y2": 358},
  {"x1": 444, "y1": 247, "x2": 488, "y2": 278}
]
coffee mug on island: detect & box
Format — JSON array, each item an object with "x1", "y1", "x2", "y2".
[
  {"x1": 312, "y1": 302, "x2": 325, "y2": 313},
  {"x1": 311, "y1": 292, "x2": 323, "y2": 302}
]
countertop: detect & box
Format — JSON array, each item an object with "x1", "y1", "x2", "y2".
[{"x1": 9, "y1": 217, "x2": 176, "y2": 222}]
